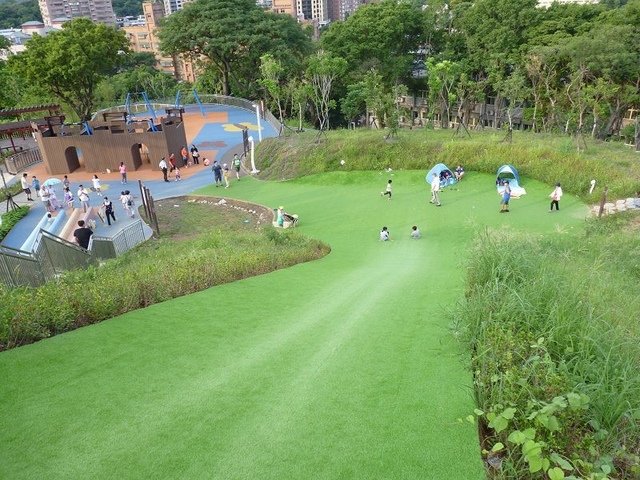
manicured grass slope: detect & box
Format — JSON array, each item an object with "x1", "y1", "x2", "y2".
[{"x1": 0, "y1": 172, "x2": 587, "y2": 479}]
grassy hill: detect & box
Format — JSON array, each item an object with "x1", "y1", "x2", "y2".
[{"x1": 257, "y1": 128, "x2": 640, "y2": 201}]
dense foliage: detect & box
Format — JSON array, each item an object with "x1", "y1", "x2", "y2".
[
  {"x1": 158, "y1": 0, "x2": 313, "y2": 98},
  {"x1": 452, "y1": 218, "x2": 640, "y2": 478},
  {"x1": 0, "y1": 206, "x2": 29, "y2": 241},
  {"x1": 0, "y1": 0, "x2": 41, "y2": 29},
  {"x1": 8, "y1": 18, "x2": 129, "y2": 120}
]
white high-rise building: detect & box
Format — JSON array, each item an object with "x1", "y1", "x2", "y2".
[
  {"x1": 38, "y1": 0, "x2": 116, "y2": 26},
  {"x1": 163, "y1": 0, "x2": 193, "y2": 15},
  {"x1": 296, "y1": 0, "x2": 328, "y2": 22}
]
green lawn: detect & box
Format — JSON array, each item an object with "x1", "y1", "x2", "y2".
[{"x1": 0, "y1": 171, "x2": 587, "y2": 479}]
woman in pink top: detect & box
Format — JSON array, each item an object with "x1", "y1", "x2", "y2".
[{"x1": 119, "y1": 162, "x2": 127, "y2": 184}]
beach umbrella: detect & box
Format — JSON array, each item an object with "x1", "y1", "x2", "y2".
[{"x1": 43, "y1": 178, "x2": 62, "y2": 187}]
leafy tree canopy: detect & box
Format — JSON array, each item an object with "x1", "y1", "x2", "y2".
[
  {"x1": 320, "y1": 0, "x2": 423, "y2": 86},
  {"x1": 9, "y1": 18, "x2": 129, "y2": 120},
  {"x1": 0, "y1": 0, "x2": 41, "y2": 29},
  {"x1": 159, "y1": 0, "x2": 312, "y2": 97}
]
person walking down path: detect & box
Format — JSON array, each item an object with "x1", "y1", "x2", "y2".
[
  {"x1": 63, "y1": 187, "x2": 74, "y2": 209},
  {"x1": 62, "y1": 175, "x2": 70, "y2": 190},
  {"x1": 39, "y1": 185, "x2": 52, "y2": 212},
  {"x1": 212, "y1": 160, "x2": 223, "y2": 187},
  {"x1": 119, "y1": 162, "x2": 128, "y2": 184},
  {"x1": 92, "y1": 175, "x2": 102, "y2": 196},
  {"x1": 31, "y1": 176, "x2": 40, "y2": 196},
  {"x1": 21, "y1": 173, "x2": 33, "y2": 201},
  {"x1": 169, "y1": 154, "x2": 176, "y2": 172},
  {"x1": 549, "y1": 183, "x2": 563, "y2": 212},
  {"x1": 48, "y1": 187, "x2": 60, "y2": 210},
  {"x1": 103, "y1": 197, "x2": 116, "y2": 226},
  {"x1": 159, "y1": 157, "x2": 169, "y2": 182},
  {"x1": 380, "y1": 226, "x2": 390, "y2": 241},
  {"x1": 233, "y1": 153, "x2": 241, "y2": 180},
  {"x1": 430, "y1": 175, "x2": 441, "y2": 206},
  {"x1": 411, "y1": 226, "x2": 421, "y2": 239},
  {"x1": 223, "y1": 164, "x2": 231, "y2": 188},
  {"x1": 73, "y1": 220, "x2": 93, "y2": 250},
  {"x1": 190, "y1": 145, "x2": 200, "y2": 165},
  {"x1": 381, "y1": 179, "x2": 392, "y2": 200},
  {"x1": 500, "y1": 181, "x2": 511, "y2": 213},
  {"x1": 78, "y1": 185, "x2": 90, "y2": 212},
  {"x1": 181, "y1": 146, "x2": 189, "y2": 168},
  {"x1": 122, "y1": 190, "x2": 135, "y2": 218}
]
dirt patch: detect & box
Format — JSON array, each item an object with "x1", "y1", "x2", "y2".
[{"x1": 152, "y1": 195, "x2": 274, "y2": 240}]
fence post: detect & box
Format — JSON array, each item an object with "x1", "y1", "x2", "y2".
[
  {"x1": 598, "y1": 186, "x2": 608, "y2": 218},
  {"x1": 139, "y1": 180, "x2": 150, "y2": 220}
]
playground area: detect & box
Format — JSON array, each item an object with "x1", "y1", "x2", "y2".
[
  {"x1": 1, "y1": 102, "x2": 278, "y2": 252},
  {"x1": 0, "y1": 166, "x2": 590, "y2": 478}
]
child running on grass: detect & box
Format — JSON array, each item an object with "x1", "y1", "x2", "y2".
[
  {"x1": 380, "y1": 226, "x2": 390, "y2": 241},
  {"x1": 381, "y1": 179, "x2": 392, "y2": 200},
  {"x1": 549, "y1": 183, "x2": 563, "y2": 212}
]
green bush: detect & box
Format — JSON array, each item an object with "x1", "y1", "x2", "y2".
[
  {"x1": 0, "y1": 227, "x2": 329, "y2": 350},
  {"x1": 452, "y1": 228, "x2": 640, "y2": 479},
  {"x1": 0, "y1": 182, "x2": 23, "y2": 203},
  {"x1": 257, "y1": 129, "x2": 640, "y2": 200},
  {"x1": 0, "y1": 206, "x2": 29, "y2": 241}
]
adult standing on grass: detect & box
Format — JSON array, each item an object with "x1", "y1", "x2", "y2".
[
  {"x1": 73, "y1": 220, "x2": 93, "y2": 250},
  {"x1": 430, "y1": 175, "x2": 441, "y2": 206},
  {"x1": 21, "y1": 173, "x2": 33, "y2": 201},
  {"x1": 212, "y1": 160, "x2": 223, "y2": 187},
  {"x1": 500, "y1": 181, "x2": 511, "y2": 213},
  {"x1": 549, "y1": 183, "x2": 563, "y2": 212},
  {"x1": 159, "y1": 157, "x2": 169, "y2": 182},
  {"x1": 233, "y1": 153, "x2": 241, "y2": 179},
  {"x1": 119, "y1": 162, "x2": 127, "y2": 184}
]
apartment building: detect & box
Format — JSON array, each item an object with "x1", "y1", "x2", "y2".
[
  {"x1": 296, "y1": 0, "x2": 329, "y2": 22},
  {"x1": 123, "y1": 1, "x2": 196, "y2": 82},
  {"x1": 272, "y1": 0, "x2": 297, "y2": 16},
  {"x1": 38, "y1": 0, "x2": 116, "y2": 26},
  {"x1": 163, "y1": 0, "x2": 193, "y2": 15}
]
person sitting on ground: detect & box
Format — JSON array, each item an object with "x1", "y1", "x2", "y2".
[
  {"x1": 380, "y1": 226, "x2": 390, "y2": 241},
  {"x1": 410, "y1": 225, "x2": 421, "y2": 239},
  {"x1": 455, "y1": 165, "x2": 465, "y2": 181},
  {"x1": 73, "y1": 219, "x2": 94, "y2": 250}
]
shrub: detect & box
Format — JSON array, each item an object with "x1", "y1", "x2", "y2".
[
  {"x1": 452, "y1": 228, "x2": 640, "y2": 479},
  {"x1": 0, "y1": 206, "x2": 29, "y2": 241},
  {"x1": 0, "y1": 223, "x2": 329, "y2": 350}
]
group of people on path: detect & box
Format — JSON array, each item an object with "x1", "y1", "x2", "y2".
[
  {"x1": 211, "y1": 153, "x2": 242, "y2": 188},
  {"x1": 158, "y1": 145, "x2": 203, "y2": 182}
]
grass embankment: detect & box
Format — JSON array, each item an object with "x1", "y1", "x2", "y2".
[
  {"x1": 257, "y1": 129, "x2": 640, "y2": 200},
  {"x1": 0, "y1": 197, "x2": 329, "y2": 350},
  {"x1": 0, "y1": 206, "x2": 29, "y2": 241},
  {"x1": 452, "y1": 215, "x2": 640, "y2": 479}
]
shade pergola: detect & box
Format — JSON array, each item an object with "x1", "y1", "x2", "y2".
[{"x1": 0, "y1": 105, "x2": 62, "y2": 154}]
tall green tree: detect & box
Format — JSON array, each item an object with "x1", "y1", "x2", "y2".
[
  {"x1": 9, "y1": 18, "x2": 129, "y2": 120},
  {"x1": 159, "y1": 0, "x2": 312, "y2": 97},
  {"x1": 321, "y1": 0, "x2": 423, "y2": 86},
  {"x1": 307, "y1": 52, "x2": 347, "y2": 131}
]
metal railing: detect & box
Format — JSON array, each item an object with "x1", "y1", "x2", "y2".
[
  {"x1": 5, "y1": 148, "x2": 42, "y2": 175},
  {"x1": 93, "y1": 95, "x2": 280, "y2": 131},
  {"x1": 0, "y1": 221, "x2": 146, "y2": 287},
  {"x1": 91, "y1": 219, "x2": 147, "y2": 259}
]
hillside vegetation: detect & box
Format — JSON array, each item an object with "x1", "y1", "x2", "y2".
[{"x1": 257, "y1": 129, "x2": 640, "y2": 200}]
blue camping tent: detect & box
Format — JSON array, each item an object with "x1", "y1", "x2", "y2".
[
  {"x1": 426, "y1": 163, "x2": 456, "y2": 187},
  {"x1": 496, "y1": 164, "x2": 526, "y2": 196}
]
